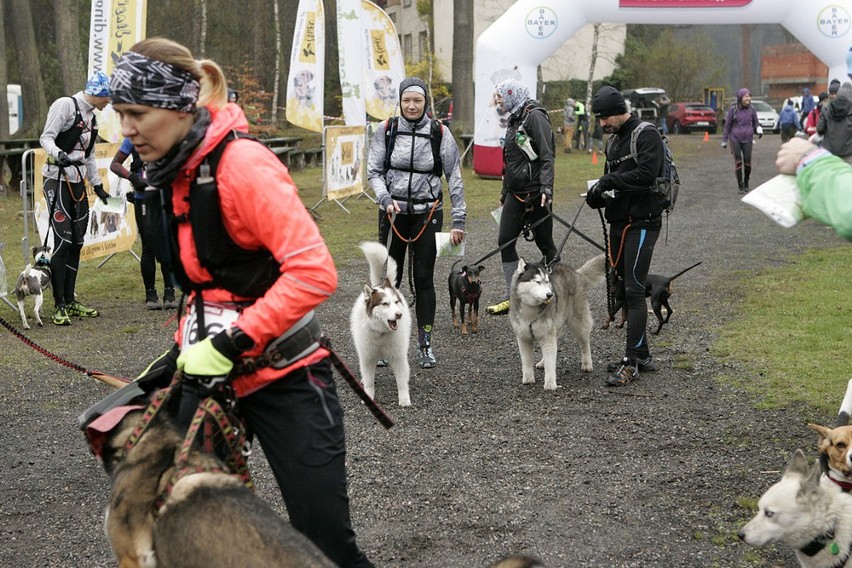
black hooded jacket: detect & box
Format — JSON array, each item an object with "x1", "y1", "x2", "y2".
[
  {"x1": 587, "y1": 115, "x2": 665, "y2": 227},
  {"x1": 500, "y1": 99, "x2": 555, "y2": 201},
  {"x1": 817, "y1": 83, "x2": 852, "y2": 158}
]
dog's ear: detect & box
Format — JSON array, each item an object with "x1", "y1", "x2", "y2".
[
  {"x1": 478, "y1": 265, "x2": 485, "y2": 273},
  {"x1": 786, "y1": 449, "x2": 811, "y2": 477},
  {"x1": 808, "y1": 423, "x2": 833, "y2": 452},
  {"x1": 517, "y1": 259, "x2": 527, "y2": 273},
  {"x1": 460, "y1": 265, "x2": 468, "y2": 275},
  {"x1": 363, "y1": 284, "x2": 373, "y2": 299},
  {"x1": 382, "y1": 276, "x2": 394, "y2": 289}
]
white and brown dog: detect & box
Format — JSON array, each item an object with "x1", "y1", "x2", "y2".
[
  {"x1": 349, "y1": 241, "x2": 411, "y2": 407},
  {"x1": 809, "y1": 379, "x2": 852, "y2": 492},
  {"x1": 15, "y1": 246, "x2": 52, "y2": 329}
]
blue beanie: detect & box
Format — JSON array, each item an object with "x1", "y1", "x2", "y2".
[{"x1": 84, "y1": 71, "x2": 111, "y2": 97}]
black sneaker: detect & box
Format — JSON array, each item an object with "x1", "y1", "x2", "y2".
[
  {"x1": 162, "y1": 288, "x2": 178, "y2": 310},
  {"x1": 607, "y1": 357, "x2": 655, "y2": 373},
  {"x1": 606, "y1": 358, "x2": 639, "y2": 386},
  {"x1": 145, "y1": 289, "x2": 162, "y2": 310}
]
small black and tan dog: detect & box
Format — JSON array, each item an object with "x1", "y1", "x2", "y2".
[
  {"x1": 14, "y1": 246, "x2": 52, "y2": 330},
  {"x1": 448, "y1": 264, "x2": 485, "y2": 334},
  {"x1": 602, "y1": 261, "x2": 702, "y2": 335},
  {"x1": 85, "y1": 403, "x2": 336, "y2": 568}
]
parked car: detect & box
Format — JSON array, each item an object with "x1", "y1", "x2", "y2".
[
  {"x1": 750, "y1": 99, "x2": 780, "y2": 134},
  {"x1": 666, "y1": 102, "x2": 717, "y2": 134},
  {"x1": 622, "y1": 87, "x2": 670, "y2": 122}
]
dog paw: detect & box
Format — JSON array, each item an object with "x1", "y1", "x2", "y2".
[
  {"x1": 522, "y1": 375, "x2": 535, "y2": 385},
  {"x1": 398, "y1": 396, "x2": 411, "y2": 407},
  {"x1": 543, "y1": 380, "x2": 558, "y2": 391}
]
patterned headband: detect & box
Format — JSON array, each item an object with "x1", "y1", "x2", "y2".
[{"x1": 110, "y1": 51, "x2": 200, "y2": 112}]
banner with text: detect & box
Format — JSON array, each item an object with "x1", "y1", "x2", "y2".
[
  {"x1": 287, "y1": 0, "x2": 326, "y2": 132},
  {"x1": 324, "y1": 126, "x2": 366, "y2": 201},
  {"x1": 337, "y1": 0, "x2": 367, "y2": 126},
  {"x1": 361, "y1": 0, "x2": 405, "y2": 120}
]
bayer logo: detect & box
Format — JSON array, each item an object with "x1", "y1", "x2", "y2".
[
  {"x1": 525, "y1": 7, "x2": 558, "y2": 39},
  {"x1": 818, "y1": 5, "x2": 851, "y2": 38}
]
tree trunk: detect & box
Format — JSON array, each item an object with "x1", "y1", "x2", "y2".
[
  {"x1": 585, "y1": 23, "x2": 601, "y2": 109},
  {"x1": 271, "y1": 0, "x2": 281, "y2": 124},
  {"x1": 451, "y1": 0, "x2": 473, "y2": 135},
  {"x1": 54, "y1": 0, "x2": 85, "y2": 93},
  {"x1": 280, "y1": 0, "x2": 298, "y2": 127},
  {"x1": 9, "y1": 0, "x2": 47, "y2": 136},
  {"x1": 0, "y1": 0, "x2": 10, "y2": 138},
  {"x1": 199, "y1": 0, "x2": 208, "y2": 56},
  {"x1": 324, "y1": 0, "x2": 341, "y2": 119}
]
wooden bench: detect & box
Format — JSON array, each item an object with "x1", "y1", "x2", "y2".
[
  {"x1": 303, "y1": 147, "x2": 323, "y2": 167},
  {"x1": 269, "y1": 146, "x2": 293, "y2": 167}
]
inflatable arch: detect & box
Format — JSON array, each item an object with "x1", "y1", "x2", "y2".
[{"x1": 474, "y1": 0, "x2": 852, "y2": 176}]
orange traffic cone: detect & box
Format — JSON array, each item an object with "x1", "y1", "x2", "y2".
[
  {"x1": 591, "y1": 151, "x2": 598, "y2": 165},
  {"x1": 703, "y1": 131, "x2": 710, "y2": 142}
]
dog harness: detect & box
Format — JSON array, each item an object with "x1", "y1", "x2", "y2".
[{"x1": 799, "y1": 525, "x2": 852, "y2": 565}]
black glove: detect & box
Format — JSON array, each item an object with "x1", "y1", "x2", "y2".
[
  {"x1": 129, "y1": 173, "x2": 147, "y2": 192},
  {"x1": 93, "y1": 184, "x2": 109, "y2": 205},
  {"x1": 56, "y1": 151, "x2": 72, "y2": 167},
  {"x1": 585, "y1": 182, "x2": 605, "y2": 209}
]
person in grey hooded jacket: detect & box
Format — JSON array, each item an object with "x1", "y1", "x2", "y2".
[
  {"x1": 816, "y1": 81, "x2": 852, "y2": 163},
  {"x1": 367, "y1": 76, "x2": 466, "y2": 368}
]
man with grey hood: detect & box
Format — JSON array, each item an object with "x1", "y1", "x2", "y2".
[
  {"x1": 816, "y1": 81, "x2": 852, "y2": 163},
  {"x1": 367, "y1": 76, "x2": 466, "y2": 368}
]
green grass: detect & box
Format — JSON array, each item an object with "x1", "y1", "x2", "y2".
[{"x1": 712, "y1": 246, "x2": 852, "y2": 416}]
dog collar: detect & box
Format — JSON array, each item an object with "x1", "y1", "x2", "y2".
[
  {"x1": 800, "y1": 528, "x2": 838, "y2": 558},
  {"x1": 826, "y1": 471, "x2": 852, "y2": 492}
]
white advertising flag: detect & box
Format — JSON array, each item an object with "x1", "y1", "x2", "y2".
[
  {"x1": 361, "y1": 0, "x2": 405, "y2": 120},
  {"x1": 287, "y1": 0, "x2": 325, "y2": 133},
  {"x1": 337, "y1": 0, "x2": 366, "y2": 126},
  {"x1": 87, "y1": 0, "x2": 147, "y2": 143}
]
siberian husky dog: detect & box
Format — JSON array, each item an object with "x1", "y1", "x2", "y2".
[
  {"x1": 508, "y1": 254, "x2": 606, "y2": 390},
  {"x1": 739, "y1": 449, "x2": 852, "y2": 568},
  {"x1": 350, "y1": 241, "x2": 412, "y2": 406}
]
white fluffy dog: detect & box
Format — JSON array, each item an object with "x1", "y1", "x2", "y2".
[{"x1": 350, "y1": 242, "x2": 411, "y2": 407}]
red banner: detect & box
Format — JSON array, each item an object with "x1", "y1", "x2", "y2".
[{"x1": 620, "y1": 0, "x2": 753, "y2": 7}]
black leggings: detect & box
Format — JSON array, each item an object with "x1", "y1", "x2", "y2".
[
  {"x1": 43, "y1": 177, "x2": 88, "y2": 307},
  {"x1": 378, "y1": 208, "x2": 441, "y2": 330},
  {"x1": 132, "y1": 198, "x2": 171, "y2": 291},
  {"x1": 730, "y1": 140, "x2": 753, "y2": 188},
  {"x1": 610, "y1": 223, "x2": 659, "y2": 362},
  {"x1": 498, "y1": 193, "x2": 557, "y2": 264}
]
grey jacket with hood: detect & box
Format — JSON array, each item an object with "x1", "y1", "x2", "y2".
[
  {"x1": 367, "y1": 78, "x2": 466, "y2": 231},
  {"x1": 817, "y1": 81, "x2": 852, "y2": 158}
]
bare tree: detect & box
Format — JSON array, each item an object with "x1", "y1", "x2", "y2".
[
  {"x1": 199, "y1": 0, "x2": 208, "y2": 56},
  {"x1": 9, "y1": 0, "x2": 47, "y2": 136},
  {"x1": 417, "y1": 0, "x2": 435, "y2": 111},
  {"x1": 585, "y1": 24, "x2": 601, "y2": 108},
  {"x1": 271, "y1": 0, "x2": 281, "y2": 124},
  {"x1": 451, "y1": 0, "x2": 473, "y2": 135},
  {"x1": 53, "y1": 0, "x2": 85, "y2": 94},
  {"x1": 0, "y1": 0, "x2": 10, "y2": 138}
]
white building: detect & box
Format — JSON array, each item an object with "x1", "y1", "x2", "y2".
[{"x1": 380, "y1": 0, "x2": 626, "y2": 84}]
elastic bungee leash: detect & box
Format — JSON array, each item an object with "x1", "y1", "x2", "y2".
[{"x1": 0, "y1": 314, "x2": 131, "y2": 387}]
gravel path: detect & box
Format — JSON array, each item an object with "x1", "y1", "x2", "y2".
[{"x1": 0, "y1": 135, "x2": 844, "y2": 567}]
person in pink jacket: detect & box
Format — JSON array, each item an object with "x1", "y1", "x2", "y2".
[{"x1": 110, "y1": 38, "x2": 373, "y2": 567}]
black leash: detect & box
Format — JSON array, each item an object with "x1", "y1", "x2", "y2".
[
  {"x1": 0, "y1": 314, "x2": 131, "y2": 386},
  {"x1": 320, "y1": 337, "x2": 394, "y2": 429}
]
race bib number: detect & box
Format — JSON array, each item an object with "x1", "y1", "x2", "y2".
[{"x1": 180, "y1": 302, "x2": 241, "y2": 350}]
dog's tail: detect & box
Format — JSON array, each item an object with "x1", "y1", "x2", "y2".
[
  {"x1": 359, "y1": 241, "x2": 397, "y2": 287},
  {"x1": 577, "y1": 253, "x2": 607, "y2": 290},
  {"x1": 670, "y1": 261, "x2": 703, "y2": 282}
]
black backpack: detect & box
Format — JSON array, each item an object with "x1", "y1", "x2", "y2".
[{"x1": 606, "y1": 121, "x2": 680, "y2": 213}]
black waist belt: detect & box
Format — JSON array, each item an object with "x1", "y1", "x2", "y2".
[
  {"x1": 233, "y1": 311, "x2": 323, "y2": 375},
  {"x1": 389, "y1": 192, "x2": 442, "y2": 205}
]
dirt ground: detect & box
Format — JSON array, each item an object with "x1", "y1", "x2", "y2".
[{"x1": 0, "y1": 135, "x2": 846, "y2": 567}]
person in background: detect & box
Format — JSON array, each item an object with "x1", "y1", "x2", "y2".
[
  {"x1": 800, "y1": 87, "x2": 815, "y2": 126},
  {"x1": 227, "y1": 88, "x2": 239, "y2": 104},
  {"x1": 366, "y1": 76, "x2": 466, "y2": 368},
  {"x1": 803, "y1": 91, "x2": 829, "y2": 139},
  {"x1": 585, "y1": 86, "x2": 665, "y2": 387},
  {"x1": 721, "y1": 88, "x2": 762, "y2": 194},
  {"x1": 829, "y1": 79, "x2": 841, "y2": 100},
  {"x1": 109, "y1": 138, "x2": 178, "y2": 310},
  {"x1": 562, "y1": 98, "x2": 576, "y2": 153},
  {"x1": 486, "y1": 79, "x2": 557, "y2": 316},
  {"x1": 774, "y1": 136, "x2": 852, "y2": 241},
  {"x1": 777, "y1": 99, "x2": 801, "y2": 143},
  {"x1": 574, "y1": 98, "x2": 588, "y2": 151},
  {"x1": 39, "y1": 71, "x2": 112, "y2": 326},
  {"x1": 588, "y1": 113, "x2": 605, "y2": 154},
  {"x1": 110, "y1": 37, "x2": 374, "y2": 567},
  {"x1": 816, "y1": 81, "x2": 852, "y2": 164}
]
